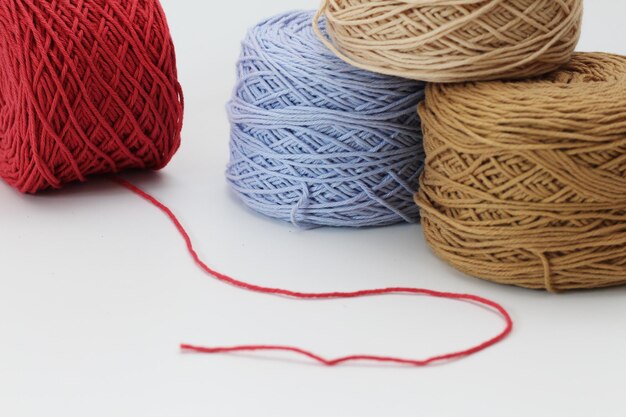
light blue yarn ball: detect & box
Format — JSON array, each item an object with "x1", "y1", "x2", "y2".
[{"x1": 226, "y1": 11, "x2": 425, "y2": 228}]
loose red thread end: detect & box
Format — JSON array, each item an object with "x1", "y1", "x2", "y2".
[{"x1": 114, "y1": 176, "x2": 513, "y2": 368}]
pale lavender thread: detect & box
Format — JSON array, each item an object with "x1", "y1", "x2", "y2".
[{"x1": 226, "y1": 11, "x2": 425, "y2": 228}]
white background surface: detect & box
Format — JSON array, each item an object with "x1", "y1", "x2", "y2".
[{"x1": 1, "y1": 1, "x2": 626, "y2": 416}]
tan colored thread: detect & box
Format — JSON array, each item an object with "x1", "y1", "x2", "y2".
[
  {"x1": 415, "y1": 53, "x2": 626, "y2": 291},
  {"x1": 534, "y1": 251, "x2": 555, "y2": 293},
  {"x1": 314, "y1": 0, "x2": 583, "y2": 83}
]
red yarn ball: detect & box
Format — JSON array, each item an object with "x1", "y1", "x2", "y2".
[{"x1": 0, "y1": 0, "x2": 184, "y2": 193}]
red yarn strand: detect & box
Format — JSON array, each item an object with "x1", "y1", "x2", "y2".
[{"x1": 112, "y1": 176, "x2": 513, "y2": 367}]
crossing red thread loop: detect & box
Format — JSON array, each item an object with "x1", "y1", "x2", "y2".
[{"x1": 112, "y1": 176, "x2": 513, "y2": 367}]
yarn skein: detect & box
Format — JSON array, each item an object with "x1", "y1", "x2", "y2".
[
  {"x1": 227, "y1": 11, "x2": 425, "y2": 228},
  {"x1": 416, "y1": 53, "x2": 626, "y2": 292},
  {"x1": 0, "y1": 0, "x2": 184, "y2": 194},
  {"x1": 314, "y1": 0, "x2": 583, "y2": 83}
]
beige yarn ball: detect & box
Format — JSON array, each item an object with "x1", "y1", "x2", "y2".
[
  {"x1": 314, "y1": 0, "x2": 583, "y2": 83},
  {"x1": 416, "y1": 53, "x2": 626, "y2": 292}
]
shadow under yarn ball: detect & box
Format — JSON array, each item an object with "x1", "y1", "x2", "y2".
[
  {"x1": 227, "y1": 11, "x2": 425, "y2": 228},
  {"x1": 417, "y1": 53, "x2": 626, "y2": 292}
]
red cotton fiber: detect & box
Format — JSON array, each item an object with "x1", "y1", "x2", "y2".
[{"x1": 0, "y1": 0, "x2": 184, "y2": 193}]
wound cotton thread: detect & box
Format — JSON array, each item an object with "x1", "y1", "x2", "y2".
[
  {"x1": 114, "y1": 176, "x2": 513, "y2": 367},
  {"x1": 314, "y1": 0, "x2": 583, "y2": 83},
  {"x1": 0, "y1": 0, "x2": 183, "y2": 193},
  {"x1": 416, "y1": 53, "x2": 626, "y2": 292},
  {"x1": 0, "y1": 2, "x2": 514, "y2": 367},
  {"x1": 227, "y1": 11, "x2": 425, "y2": 228}
]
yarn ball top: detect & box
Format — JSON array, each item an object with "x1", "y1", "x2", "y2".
[{"x1": 316, "y1": 0, "x2": 583, "y2": 83}]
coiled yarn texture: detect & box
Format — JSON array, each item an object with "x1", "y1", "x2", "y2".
[
  {"x1": 315, "y1": 0, "x2": 583, "y2": 83},
  {"x1": 0, "y1": 0, "x2": 184, "y2": 193},
  {"x1": 227, "y1": 11, "x2": 425, "y2": 228},
  {"x1": 416, "y1": 53, "x2": 626, "y2": 292}
]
